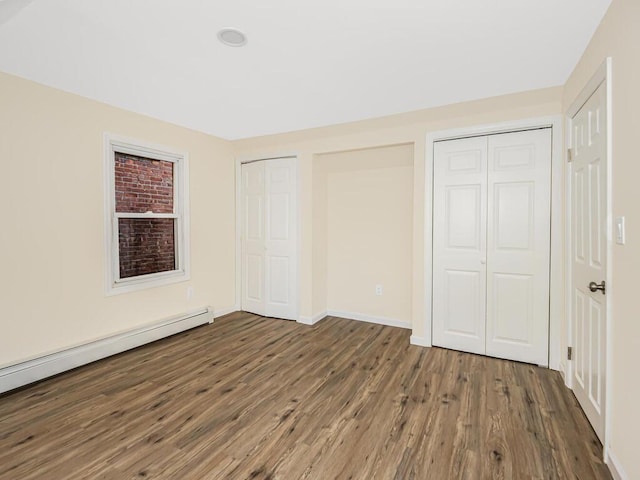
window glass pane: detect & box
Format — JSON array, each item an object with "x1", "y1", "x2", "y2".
[
  {"x1": 115, "y1": 152, "x2": 174, "y2": 214},
  {"x1": 118, "y1": 218, "x2": 176, "y2": 279}
]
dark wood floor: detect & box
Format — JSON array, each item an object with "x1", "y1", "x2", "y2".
[{"x1": 0, "y1": 312, "x2": 611, "y2": 479}]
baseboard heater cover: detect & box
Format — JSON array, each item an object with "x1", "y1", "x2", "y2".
[{"x1": 0, "y1": 307, "x2": 214, "y2": 394}]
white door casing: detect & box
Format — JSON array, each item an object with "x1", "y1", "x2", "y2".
[
  {"x1": 570, "y1": 82, "x2": 607, "y2": 442},
  {"x1": 432, "y1": 136, "x2": 488, "y2": 355},
  {"x1": 432, "y1": 129, "x2": 551, "y2": 365},
  {"x1": 241, "y1": 158, "x2": 298, "y2": 320},
  {"x1": 485, "y1": 130, "x2": 551, "y2": 366}
]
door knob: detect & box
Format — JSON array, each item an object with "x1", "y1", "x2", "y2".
[{"x1": 588, "y1": 281, "x2": 606, "y2": 294}]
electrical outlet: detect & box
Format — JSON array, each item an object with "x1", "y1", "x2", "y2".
[
  {"x1": 187, "y1": 286, "x2": 194, "y2": 299},
  {"x1": 375, "y1": 284, "x2": 383, "y2": 296}
]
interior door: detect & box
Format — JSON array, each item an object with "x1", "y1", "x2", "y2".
[
  {"x1": 264, "y1": 158, "x2": 298, "y2": 320},
  {"x1": 432, "y1": 136, "x2": 488, "y2": 355},
  {"x1": 432, "y1": 130, "x2": 552, "y2": 363},
  {"x1": 485, "y1": 129, "x2": 551, "y2": 366},
  {"x1": 241, "y1": 158, "x2": 298, "y2": 320},
  {"x1": 571, "y1": 82, "x2": 607, "y2": 442},
  {"x1": 241, "y1": 161, "x2": 266, "y2": 316}
]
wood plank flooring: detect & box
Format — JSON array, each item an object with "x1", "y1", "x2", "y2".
[{"x1": 0, "y1": 312, "x2": 611, "y2": 479}]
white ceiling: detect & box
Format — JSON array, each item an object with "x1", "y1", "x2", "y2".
[{"x1": 0, "y1": 0, "x2": 611, "y2": 140}]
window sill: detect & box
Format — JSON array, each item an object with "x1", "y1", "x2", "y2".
[{"x1": 106, "y1": 270, "x2": 190, "y2": 296}]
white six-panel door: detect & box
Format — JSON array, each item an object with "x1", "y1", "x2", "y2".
[
  {"x1": 570, "y1": 82, "x2": 607, "y2": 442},
  {"x1": 486, "y1": 130, "x2": 551, "y2": 365},
  {"x1": 241, "y1": 158, "x2": 298, "y2": 320},
  {"x1": 242, "y1": 161, "x2": 266, "y2": 316},
  {"x1": 433, "y1": 136, "x2": 488, "y2": 355},
  {"x1": 432, "y1": 129, "x2": 551, "y2": 365}
]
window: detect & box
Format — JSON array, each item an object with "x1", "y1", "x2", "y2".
[{"x1": 104, "y1": 134, "x2": 189, "y2": 294}]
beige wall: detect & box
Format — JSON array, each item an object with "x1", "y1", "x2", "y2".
[
  {"x1": 563, "y1": 0, "x2": 640, "y2": 477},
  {"x1": 317, "y1": 145, "x2": 414, "y2": 323},
  {"x1": 2, "y1": 5, "x2": 634, "y2": 473},
  {"x1": 0, "y1": 72, "x2": 236, "y2": 368},
  {"x1": 234, "y1": 87, "x2": 562, "y2": 337},
  {"x1": 2, "y1": 8, "x2": 630, "y2": 473},
  {"x1": 311, "y1": 159, "x2": 328, "y2": 317}
]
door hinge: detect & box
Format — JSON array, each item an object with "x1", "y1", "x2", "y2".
[
  {"x1": 567, "y1": 346, "x2": 573, "y2": 360},
  {"x1": 567, "y1": 148, "x2": 573, "y2": 162}
]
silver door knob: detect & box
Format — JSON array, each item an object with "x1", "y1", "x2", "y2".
[{"x1": 588, "y1": 281, "x2": 606, "y2": 294}]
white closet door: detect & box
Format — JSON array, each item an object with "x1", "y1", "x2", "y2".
[
  {"x1": 432, "y1": 136, "x2": 488, "y2": 356},
  {"x1": 485, "y1": 129, "x2": 551, "y2": 366},
  {"x1": 264, "y1": 158, "x2": 297, "y2": 320},
  {"x1": 241, "y1": 161, "x2": 267, "y2": 316},
  {"x1": 241, "y1": 158, "x2": 298, "y2": 320}
]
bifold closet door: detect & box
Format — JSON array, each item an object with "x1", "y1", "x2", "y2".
[
  {"x1": 432, "y1": 136, "x2": 488, "y2": 356},
  {"x1": 485, "y1": 130, "x2": 551, "y2": 365},
  {"x1": 241, "y1": 158, "x2": 297, "y2": 320},
  {"x1": 432, "y1": 129, "x2": 551, "y2": 365}
]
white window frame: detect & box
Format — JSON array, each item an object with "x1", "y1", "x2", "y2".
[{"x1": 104, "y1": 133, "x2": 190, "y2": 295}]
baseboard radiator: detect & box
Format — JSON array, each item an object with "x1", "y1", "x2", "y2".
[{"x1": 0, "y1": 307, "x2": 214, "y2": 394}]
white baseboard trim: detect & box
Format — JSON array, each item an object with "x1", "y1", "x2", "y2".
[
  {"x1": 607, "y1": 448, "x2": 628, "y2": 480},
  {"x1": 0, "y1": 307, "x2": 213, "y2": 394},
  {"x1": 558, "y1": 362, "x2": 567, "y2": 382},
  {"x1": 326, "y1": 310, "x2": 411, "y2": 330},
  {"x1": 297, "y1": 311, "x2": 327, "y2": 326},
  {"x1": 410, "y1": 335, "x2": 432, "y2": 347},
  {"x1": 213, "y1": 306, "x2": 237, "y2": 319}
]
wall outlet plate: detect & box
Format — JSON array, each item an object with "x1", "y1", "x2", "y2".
[{"x1": 615, "y1": 216, "x2": 625, "y2": 245}]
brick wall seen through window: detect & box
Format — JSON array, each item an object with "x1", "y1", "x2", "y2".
[{"x1": 114, "y1": 152, "x2": 176, "y2": 279}]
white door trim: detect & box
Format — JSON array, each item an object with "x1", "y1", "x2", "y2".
[
  {"x1": 565, "y1": 57, "x2": 613, "y2": 462},
  {"x1": 235, "y1": 153, "x2": 301, "y2": 321},
  {"x1": 421, "y1": 115, "x2": 564, "y2": 369}
]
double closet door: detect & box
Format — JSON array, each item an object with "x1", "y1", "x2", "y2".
[
  {"x1": 241, "y1": 158, "x2": 298, "y2": 321},
  {"x1": 432, "y1": 129, "x2": 551, "y2": 366}
]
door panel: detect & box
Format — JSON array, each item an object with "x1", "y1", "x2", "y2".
[
  {"x1": 443, "y1": 269, "x2": 483, "y2": 337},
  {"x1": 268, "y1": 193, "x2": 290, "y2": 240},
  {"x1": 246, "y1": 197, "x2": 263, "y2": 240},
  {"x1": 241, "y1": 158, "x2": 298, "y2": 320},
  {"x1": 433, "y1": 136, "x2": 487, "y2": 355},
  {"x1": 574, "y1": 289, "x2": 587, "y2": 388},
  {"x1": 571, "y1": 82, "x2": 607, "y2": 442},
  {"x1": 589, "y1": 298, "x2": 603, "y2": 408},
  {"x1": 264, "y1": 158, "x2": 297, "y2": 319},
  {"x1": 241, "y1": 162, "x2": 266, "y2": 316},
  {"x1": 446, "y1": 185, "x2": 482, "y2": 249},
  {"x1": 589, "y1": 160, "x2": 603, "y2": 267},
  {"x1": 494, "y1": 182, "x2": 534, "y2": 250},
  {"x1": 246, "y1": 254, "x2": 263, "y2": 301},
  {"x1": 486, "y1": 129, "x2": 551, "y2": 365},
  {"x1": 491, "y1": 273, "x2": 533, "y2": 344},
  {"x1": 268, "y1": 256, "x2": 289, "y2": 304}
]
